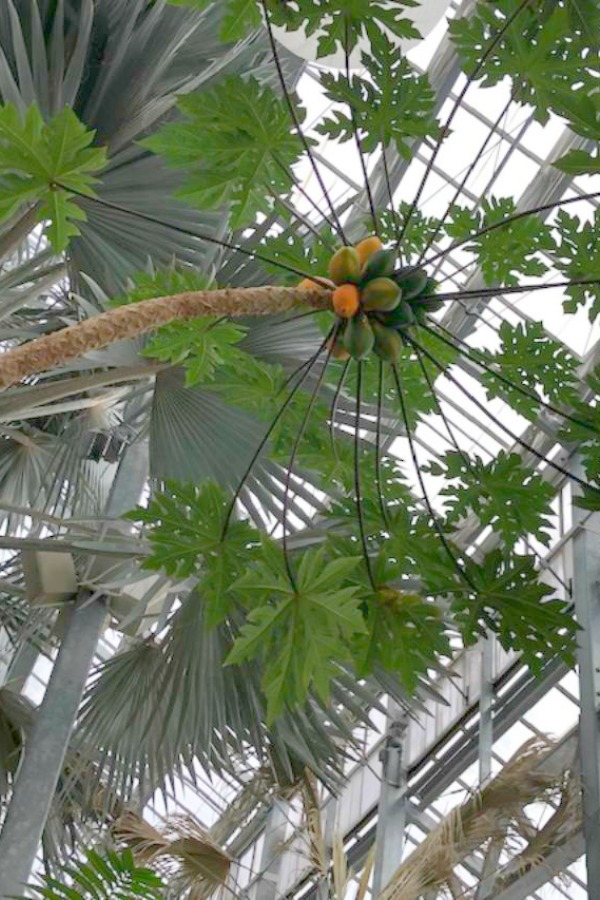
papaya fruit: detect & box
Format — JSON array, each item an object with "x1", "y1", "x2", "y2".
[
  {"x1": 417, "y1": 297, "x2": 444, "y2": 312},
  {"x1": 355, "y1": 235, "x2": 383, "y2": 266},
  {"x1": 372, "y1": 320, "x2": 403, "y2": 362},
  {"x1": 343, "y1": 314, "x2": 374, "y2": 360},
  {"x1": 411, "y1": 278, "x2": 442, "y2": 315},
  {"x1": 328, "y1": 331, "x2": 351, "y2": 360},
  {"x1": 297, "y1": 277, "x2": 334, "y2": 291},
  {"x1": 361, "y1": 248, "x2": 396, "y2": 283},
  {"x1": 383, "y1": 300, "x2": 416, "y2": 329},
  {"x1": 362, "y1": 277, "x2": 401, "y2": 312},
  {"x1": 328, "y1": 246, "x2": 362, "y2": 285},
  {"x1": 394, "y1": 266, "x2": 428, "y2": 300},
  {"x1": 332, "y1": 283, "x2": 361, "y2": 318},
  {"x1": 379, "y1": 587, "x2": 416, "y2": 609}
]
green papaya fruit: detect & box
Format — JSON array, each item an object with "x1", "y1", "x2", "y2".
[
  {"x1": 417, "y1": 298, "x2": 444, "y2": 312},
  {"x1": 360, "y1": 248, "x2": 396, "y2": 283},
  {"x1": 394, "y1": 266, "x2": 428, "y2": 300},
  {"x1": 362, "y1": 277, "x2": 401, "y2": 312},
  {"x1": 328, "y1": 246, "x2": 362, "y2": 285},
  {"x1": 383, "y1": 300, "x2": 416, "y2": 329},
  {"x1": 343, "y1": 314, "x2": 375, "y2": 359},
  {"x1": 411, "y1": 278, "x2": 442, "y2": 316},
  {"x1": 372, "y1": 320, "x2": 403, "y2": 362},
  {"x1": 411, "y1": 277, "x2": 439, "y2": 304}
]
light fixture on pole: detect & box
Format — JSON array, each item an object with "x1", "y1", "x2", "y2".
[{"x1": 268, "y1": 1, "x2": 452, "y2": 69}]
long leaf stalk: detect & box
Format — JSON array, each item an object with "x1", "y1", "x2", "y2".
[
  {"x1": 261, "y1": 0, "x2": 347, "y2": 241},
  {"x1": 344, "y1": 26, "x2": 379, "y2": 237},
  {"x1": 391, "y1": 362, "x2": 475, "y2": 590},
  {"x1": 329, "y1": 357, "x2": 351, "y2": 463},
  {"x1": 411, "y1": 341, "x2": 571, "y2": 594},
  {"x1": 271, "y1": 153, "x2": 339, "y2": 250},
  {"x1": 375, "y1": 359, "x2": 391, "y2": 529},
  {"x1": 355, "y1": 361, "x2": 377, "y2": 591},
  {"x1": 398, "y1": 0, "x2": 531, "y2": 244},
  {"x1": 221, "y1": 329, "x2": 334, "y2": 541},
  {"x1": 407, "y1": 332, "x2": 600, "y2": 496},
  {"x1": 420, "y1": 189, "x2": 600, "y2": 271},
  {"x1": 282, "y1": 332, "x2": 338, "y2": 589},
  {"x1": 424, "y1": 322, "x2": 600, "y2": 434},
  {"x1": 417, "y1": 96, "x2": 515, "y2": 264},
  {"x1": 423, "y1": 275, "x2": 600, "y2": 303}
]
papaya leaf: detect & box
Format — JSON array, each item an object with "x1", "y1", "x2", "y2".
[
  {"x1": 431, "y1": 450, "x2": 556, "y2": 548},
  {"x1": 221, "y1": 0, "x2": 262, "y2": 41},
  {"x1": 353, "y1": 591, "x2": 450, "y2": 691},
  {"x1": 446, "y1": 197, "x2": 555, "y2": 287},
  {"x1": 144, "y1": 77, "x2": 306, "y2": 230},
  {"x1": 574, "y1": 484, "x2": 600, "y2": 511},
  {"x1": 558, "y1": 368, "x2": 600, "y2": 485},
  {"x1": 317, "y1": 36, "x2": 439, "y2": 157},
  {"x1": 377, "y1": 204, "x2": 445, "y2": 263},
  {"x1": 260, "y1": 228, "x2": 337, "y2": 286},
  {"x1": 227, "y1": 546, "x2": 365, "y2": 720},
  {"x1": 446, "y1": 550, "x2": 577, "y2": 673},
  {"x1": 266, "y1": 0, "x2": 420, "y2": 61},
  {"x1": 129, "y1": 482, "x2": 260, "y2": 625},
  {"x1": 143, "y1": 318, "x2": 246, "y2": 387},
  {"x1": 553, "y1": 147, "x2": 600, "y2": 176},
  {"x1": 553, "y1": 208, "x2": 600, "y2": 322},
  {"x1": 449, "y1": 2, "x2": 597, "y2": 124},
  {"x1": 165, "y1": 0, "x2": 261, "y2": 41},
  {"x1": 548, "y1": 88, "x2": 600, "y2": 143},
  {"x1": 0, "y1": 103, "x2": 106, "y2": 252},
  {"x1": 477, "y1": 321, "x2": 579, "y2": 421}
]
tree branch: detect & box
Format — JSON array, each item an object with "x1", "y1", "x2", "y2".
[{"x1": 0, "y1": 285, "x2": 332, "y2": 390}]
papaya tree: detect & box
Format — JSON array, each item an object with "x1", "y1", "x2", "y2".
[{"x1": 0, "y1": 0, "x2": 599, "y2": 892}]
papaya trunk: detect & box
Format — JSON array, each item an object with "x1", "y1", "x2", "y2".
[{"x1": 0, "y1": 285, "x2": 331, "y2": 390}]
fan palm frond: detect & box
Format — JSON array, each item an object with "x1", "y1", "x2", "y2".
[{"x1": 0, "y1": 684, "x2": 34, "y2": 799}]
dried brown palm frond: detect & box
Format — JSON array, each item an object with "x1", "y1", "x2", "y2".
[
  {"x1": 115, "y1": 810, "x2": 232, "y2": 899},
  {"x1": 331, "y1": 832, "x2": 349, "y2": 899},
  {"x1": 329, "y1": 834, "x2": 374, "y2": 900},
  {"x1": 113, "y1": 810, "x2": 170, "y2": 865},
  {"x1": 297, "y1": 769, "x2": 373, "y2": 900},
  {"x1": 356, "y1": 846, "x2": 375, "y2": 900},
  {"x1": 0, "y1": 685, "x2": 34, "y2": 798},
  {"x1": 169, "y1": 815, "x2": 232, "y2": 893},
  {"x1": 210, "y1": 767, "x2": 279, "y2": 847},
  {"x1": 496, "y1": 768, "x2": 581, "y2": 892},
  {"x1": 379, "y1": 738, "x2": 566, "y2": 900},
  {"x1": 301, "y1": 769, "x2": 328, "y2": 877}
]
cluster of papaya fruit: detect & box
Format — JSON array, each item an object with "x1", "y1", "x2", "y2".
[{"x1": 303, "y1": 236, "x2": 442, "y2": 362}]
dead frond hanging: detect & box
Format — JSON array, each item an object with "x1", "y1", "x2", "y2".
[
  {"x1": 379, "y1": 738, "x2": 570, "y2": 900},
  {"x1": 115, "y1": 810, "x2": 232, "y2": 899}
]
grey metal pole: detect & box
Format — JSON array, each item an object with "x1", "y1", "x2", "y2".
[
  {"x1": 371, "y1": 708, "x2": 408, "y2": 896},
  {"x1": 479, "y1": 635, "x2": 494, "y2": 784},
  {"x1": 572, "y1": 506, "x2": 600, "y2": 900},
  {"x1": 0, "y1": 592, "x2": 106, "y2": 897}
]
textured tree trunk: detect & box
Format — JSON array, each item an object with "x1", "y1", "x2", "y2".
[{"x1": 0, "y1": 285, "x2": 331, "y2": 390}]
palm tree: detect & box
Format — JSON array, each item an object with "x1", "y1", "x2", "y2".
[{"x1": 0, "y1": 0, "x2": 598, "y2": 894}]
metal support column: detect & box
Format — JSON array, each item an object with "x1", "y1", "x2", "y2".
[
  {"x1": 479, "y1": 635, "x2": 494, "y2": 784},
  {"x1": 372, "y1": 710, "x2": 408, "y2": 896},
  {"x1": 572, "y1": 506, "x2": 600, "y2": 899},
  {"x1": 254, "y1": 799, "x2": 289, "y2": 900},
  {"x1": 0, "y1": 592, "x2": 106, "y2": 896}
]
